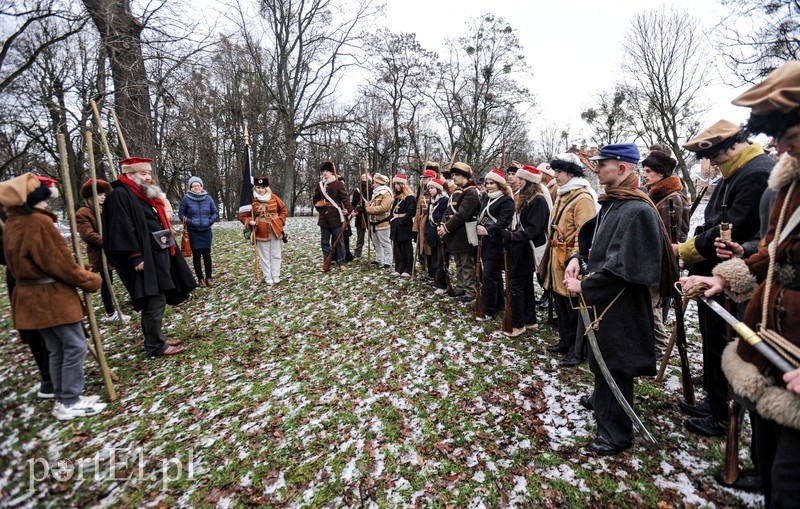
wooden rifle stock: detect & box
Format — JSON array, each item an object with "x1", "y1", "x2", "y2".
[
  {"x1": 322, "y1": 221, "x2": 348, "y2": 271},
  {"x1": 724, "y1": 398, "x2": 740, "y2": 484},
  {"x1": 475, "y1": 237, "x2": 485, "y2": 319},
  {"x1": 502, "y1": 242, "x2": 513, "y2": 334}
]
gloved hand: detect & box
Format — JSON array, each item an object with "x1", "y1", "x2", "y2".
[{"x1": 501, "y1": 229, "x2": 512, "y2": 242}]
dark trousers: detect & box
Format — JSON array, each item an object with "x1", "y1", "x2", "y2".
[
  {"x1": 698, "y1": 295, "x2": 731, "y2": 422},
  {"x1": 393, "y1": 240, "x2": 413, "y2": 274},
  {"x1": 320, "y1": 226, "x2": 346, "y2": 266},
  {"x1": 432, "y1": 246, "x2": 448, "y2": 290},
  {"x1": 21, "y1": 329, "x2": 52, "y2": 391},
  {"x1": 481, "y1": 258, "x2": 504, "y2": 316},
  {"x1": 753, "y1": 412, "x2": 800, "y2": 508},
  {"x1": 592, "y1": 371, "x2": 634, "y2": 447},
  {"x1": 509, "y1": 275, "x2": 536, "y2": 328},
  {"x1": 554, "y1": 293, "x2": 581, "y2": 355},
  {"x1": 99, "y1": 270, "x2": 115, "y2": 314},
  {"x1": 142, "y1": 292, "x2": 168, "y2": 356},
  {"x1": 354, "y1": 227, "x2": 366, "y2": 258},
  {"x1": 192, "y1": 247, "x2": 212, "y2": 280}
]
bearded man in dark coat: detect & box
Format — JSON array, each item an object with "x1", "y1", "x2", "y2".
[
  {"x1": 564, "y1": 143, "x2": 673, "y2": 456},
  {"x1": 102, "y1": 157, "x2": 196, "y2": 357}
]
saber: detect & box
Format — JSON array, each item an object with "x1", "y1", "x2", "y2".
[
  {"x1": 578, "y1": 305, "x2": 657, "y2": 446},
  {"x1": 699, "y1": 295, "x2": 796, "y2": 374}
]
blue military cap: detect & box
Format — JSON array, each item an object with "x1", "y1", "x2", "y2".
[{"x1": 589, "y1": 143, "x2": 641, "y2": 164}]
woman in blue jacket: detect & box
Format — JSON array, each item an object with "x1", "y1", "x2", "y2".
[{"x1": 179, "y1": 176, "x2": 219, "y2": 287}]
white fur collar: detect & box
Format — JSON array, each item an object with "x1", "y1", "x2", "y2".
[{"x1": 768, "y1": 153, "x2": 800, "y2": 191}]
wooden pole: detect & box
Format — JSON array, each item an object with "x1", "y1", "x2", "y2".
[
  {"x1": 57, "y1": 133, "x2": 117, "y2": 400},
  {"x1": 90, "y1": 100, "x2": 118, "y2": 179},
  {"x1": 111, "y1": 109, "x2": 130, "y2": 159}
]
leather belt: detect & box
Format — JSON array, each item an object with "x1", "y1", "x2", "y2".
[{"x1": 15, "y1": 276, "x2": 56, "y2": 286}]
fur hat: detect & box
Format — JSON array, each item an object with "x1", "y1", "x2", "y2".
[
  {"x1": 188, "y1": 176, "x2": 203, "y2": 188},
  {"x1": 506, "y1": 160, "x2": 522, "y2": 175},
  {"x1": 80, "y1": 178, "x2": 112, "y2": 200},
  {"x1": 425, "y1": 161, "x2": 440, "y2": 171},
  {"x1": 0, "y1": 173, "x2": 42, "y2": 207},
  {"x1": 120, "y1": 157, "x2": 153, "y2": 174},
  {"x1": 373, "y1": 173, "x2": 389, "y2": 185},
  {"x1": 641, "y1": 151, "x2": 678, "y2": 176},
  {"x1": 536, "y1": 162, "x2": 555, "y2": 178},
  {"x1": 393, "y1": 173, "x2": 408, "y2": 186},
  {"x1": 516, "y1": 165, "x2": 541, "y2": 184},
  {"x1": 484, "y1": 169, "x2": 507, "y2": 186},
  {"x1": 550, "y1": 153, "x2": 585, "y2": 177},
  {"x1": 450, "y1": 162, "x2": 472, "y2": 179},
  {"x1": 23, "y1": 176, "x2": 59, "y2": 208},
  {"x1": 428, "y1": 178, "x2": 444, "y2": 192},
  {"x1": 319, "y1": 160, "x2": 336, "y2": 174},
  {"x1": 254, "y1": 176, "x2": 269, "y2": 187}
]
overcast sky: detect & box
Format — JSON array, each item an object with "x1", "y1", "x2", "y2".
[{"x1": 377, "y1": 0, "x2": 751, "y2": 141}]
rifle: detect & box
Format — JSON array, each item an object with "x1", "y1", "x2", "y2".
[
  {"x1": 475, "y1": 236, "x2": 485, "y2": 320},
  {"x1": 689, "y1": 184, "x2": 709, "y2": 217},
  {"x1": 501, "y1": 240, "x2": 513, "y2": 334},
  {"x1": 322, "y1": 220, "x2": 348, "y2": 272},
  {"x1": 440, "y1": 240, "x2": 454, "y2": 296},
  {"x1": 656, "y1": 198, "x2": 696, "y2": 408}
]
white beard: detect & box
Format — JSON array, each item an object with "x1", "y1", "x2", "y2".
[{"x1": 130, "y1": 174, "x2": 163, "y2": 199}]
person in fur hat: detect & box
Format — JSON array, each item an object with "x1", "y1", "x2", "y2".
[
  {"x1": 0, "y1": 174, "x2": 107, "y2": 419},
  {"x1": 365, "y1": 173, "x2": 393, "y2": 269},
  {"x1": 240, "y1": 176, "x2": 288, "y2": 284},
  {"x1": 102, "y1": 157, "x2": 197, "y2": 357},
  {"x1": 312, "y1": 160, "x2": 353, "y2": 271},
  {"x1": 541, "y1": 153, "x2": 599, "y2": 365},
  {"x1": 76, "y1": 178, "x2": 129, "y2": 322},
  {"x1": 683, "y1": 61, "x2": 800, "y2": 506},
  {"x1": 179, "y1": 176, "x2": 219, "y2": 287}
]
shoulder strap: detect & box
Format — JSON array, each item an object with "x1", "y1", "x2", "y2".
[{"x1": 319, "y1": 181, "x2": 345, "y2": 222}]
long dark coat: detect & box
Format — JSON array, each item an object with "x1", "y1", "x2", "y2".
[
  {"x1": 424, "y1": 195, "x2": 449, "y2": 249},
  {"x1": 507, "y1": 194, "x2": 548, "y2": 276},
  {"x1": 102, "y1": 183, "x2": 196, "y2": 310},
  {"x1": 312, "y1": 178, "x2": 352, "y2": 228},
  {"x1": 578, "y1": 198, "x2": 663, "y2": 377},
  {"x1": 390, "y1": 194, "x2": 417, "y2": 242},
  {"x1": 478, "y1": 193, "x2": 514, "y2": 261},
  {"x1": 443, "y1": 184, "x2": 480, "y2": 253}
]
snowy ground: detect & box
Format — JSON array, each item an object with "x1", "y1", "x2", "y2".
[{"x1": 0, "y1": 215, "x2": 762, "y2": 507}]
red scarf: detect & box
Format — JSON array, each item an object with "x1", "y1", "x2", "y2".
[{"x1": 119, "y1": 174, "x2": 176, "y2": 255}]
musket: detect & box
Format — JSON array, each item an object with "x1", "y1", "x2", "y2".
[
  {"x1": 322, "y1": 220, "x2": 348, "y2": 272},
  {"x1": 501, "y1": 240, "x2": 513, "y2": 334},
  {"x1": 57, "y1": 133, "x2": 117, "y2": 400},
  {"x1": 440, "y1": 239, "x2": 454, "y2": 296},
  {"x1": 577, "y1": 295, "x2": 657, "y2": 446},
  {"x1": 475, "y1": 236, "x2": 485, "y2": 320},
  {"x1": 656, "y1": 198, "x2": 697, "y2": 408},
  {"x1": 689, "y1": 184, "x2": 708, "y2": 217}
]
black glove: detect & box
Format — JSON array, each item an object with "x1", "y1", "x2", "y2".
[
  {"x1": 500, "y1": 229, "x2": 512, "y2": 242},
  {"x1": 359, "y1": 205, "x2": 366, "y2": 213}
]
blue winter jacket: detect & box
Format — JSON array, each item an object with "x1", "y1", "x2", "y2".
[{"x1": 179, "y1": 193, "x2": 219, "y2": 231}]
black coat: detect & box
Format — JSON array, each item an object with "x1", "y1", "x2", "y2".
[
  {"x1": 443, "y1": 184, "x2": 480, "y2": 253},
  {"x1": 102, "y1": 182, "x2": 197, "y2": 310},
  {"x1": 390, "y1": 194, "x2": 417, "y2": 241},
  {"x1": 578, "y1": 198, "x2": 664, "y2": 377},
  {"x1": 424, "y1": 195, "x2": 449, "y2": 249},
  {"x1": 507, "y1": 194, "x2": 548, "y2": 276},
  {"x1": 478, "y1": 193, "x2": 514, "y2": 260},
  {"x1": 690, "y1": 153, "x2": 773, "y2": 277},
  {"x1": 351, "y1": 186, "x2": 370, "y2": 230}
]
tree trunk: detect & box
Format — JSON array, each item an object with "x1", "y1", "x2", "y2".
[
  {"x1": 82, "y1": 0, "x2": 155, "y2": 159},
  {"x1": 282, "y1": 130, "x2": 297, "y2": 215}
]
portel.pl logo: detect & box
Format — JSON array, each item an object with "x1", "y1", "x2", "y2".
[{"x1": 27, "y1": 447, "x2": 195, "y2": 490}]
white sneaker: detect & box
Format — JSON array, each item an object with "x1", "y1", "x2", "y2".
[
  {"x1": 52, "y1": 396, "x2": 107, "y2": 420},
  {"x1": 102, "y1": 311, "x2": 131, "y2": 323},
  {"x1": 434, "y1": 288, "x2": 447, "y2": 296},
  {"x1": 37, "y1": 387, "x2": 55, "y2": 399}
]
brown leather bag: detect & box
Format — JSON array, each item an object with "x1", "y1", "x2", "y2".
[{"x1": 181, "y1": 219, "x2": 192, "y2": 257}]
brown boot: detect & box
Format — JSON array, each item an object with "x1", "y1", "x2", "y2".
[
  {"x1": 197, "y1": 278, "x2": 206, "y2": 288},
  {"x1": 205, "y1": 278, "x2": 214, "y2": 287}
]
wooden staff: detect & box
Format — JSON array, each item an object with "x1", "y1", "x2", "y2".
[
  {"x1": 364, "y1": 154, "x2": 372, "y2": 265},
  {"x1": 501, "y1": 240, "x2": 513, "y2": 334},
  {"x1": 57, "y1": 133, "x2": 117, "y2": 400},
  {"x1": 87, "y1": 131, "x2": 126, "y2": 321},
  {"x1": 90, "y1": 99, "x2": 118, "y2": 179},
  {"x1": 111, "y1": 108, "x2": 130, "y2": 159}
]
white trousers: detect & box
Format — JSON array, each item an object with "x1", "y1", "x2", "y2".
[
  {"x1": 370, "y1": 228, "x2": 392, "y2": 266},
  {"x1": 255, "y1": 236, "x2": 282, "y2": 283}
]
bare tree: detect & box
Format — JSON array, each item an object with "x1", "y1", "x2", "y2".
[
  {"x1": 234, "y1": 0, "x2": 379, "y2": 215},
  {"x1": 580, "y1": 85, "x2": 637, "y2": 147},
  {"x1": 430, "y1": 14, "x2": 534, "y2": 170},
  {"x1": 622, "y1": 7, "x2": 709, "y2": 198},
  {"x1": 716, "y1": 0, "x2": 800, "y2": 83}
]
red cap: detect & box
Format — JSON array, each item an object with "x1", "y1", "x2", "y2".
[{"x1": 422, "y1": 169, "x2": 437, "y2": 178}]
